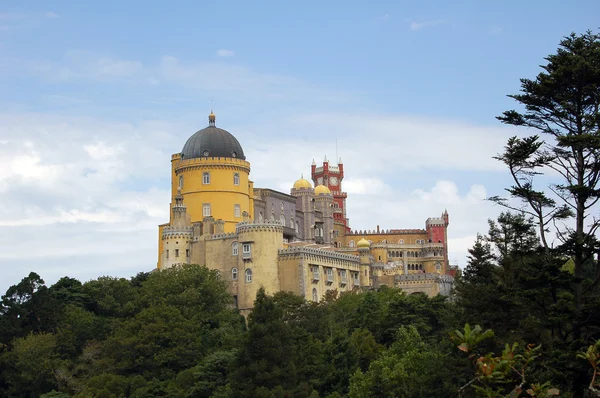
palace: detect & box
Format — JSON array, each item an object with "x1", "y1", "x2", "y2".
[{"x1": 157, "y1": 112, "x2": 453, "y2": 314}]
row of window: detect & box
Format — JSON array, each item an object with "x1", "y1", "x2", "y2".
[
  {"x1": 231, "y1": 242, "x2": 251, "y2": 256},
  {"x1": 230, "y1": 267, "x2": 253, "y2": 282},
  {"x1": 347, "y1": 238, "x2": 438, "y2": 247},
  {"x1": 165, "y1": 248, "x2": 189, "y2": 258},
  {"x1": 178, "y1": 172, "x2": 241, "y2": 189},
  {"x1": 201, "y1": 203, "x2": 243, "y2": 218},
  {"x1": 310, "y1": 266, "x2": 360, "y2": 284}
]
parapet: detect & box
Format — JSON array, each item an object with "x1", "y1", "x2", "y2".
[
  {"x1": 278, "y1": 246, "x2": 361, "y2": 263},
  {"x1": 236, "y1": 220, "x2": 284, "y2": 234}
]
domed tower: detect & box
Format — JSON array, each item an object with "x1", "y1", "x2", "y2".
[
  {"x1": 314, "y1": 184, "x2": 334, "y2": 244},
  {"x1": 170, "y1": 112, "x2": 253, "y2": 233},
  {"x1": 290, "y1": 175, "x2": 314, "y2": 242}
]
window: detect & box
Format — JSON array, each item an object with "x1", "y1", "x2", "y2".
[
  {"x1": 215, "y1": 270, "x2": 221, "y2": 279},
  {"x1": 232, "y1": 242, "x2": 238, "y2": 256},
  {"x1": 280, "y1": 214, "x2": 286, "y2": 226},
  {"x1": 166, "y1": 250, "x2": 169, "y2": 259},
  {"x1": 259, "y1": 212, "x2": 263, "y2": 222},
  {"x1": 270, "y1": 213, "x2": 275, "y2": 222},
  {"x1": 398, "y1": 239, "x2": 404, "y2": 244},
  {"x1": 232, "y1": 267, "x2": 238, "y2": 280},
  {"x1": 233, "y1": 173, "x2": 240, "y2": 185},
  {"x1": 234, "y1": 204, "x2": 241, "y2": 218},
  {"x1": 203, "y1": 172, "x2": 210, "y2": 184},
  {"x1": 175, "y1": 249, "x2": 179, "y2": 257},
  {"x1": 245, "y1": 269, "x2": 253, "y2": 283},
  {"x1": 203, "y1": 203, "x2": 211, "y2": 217},
  {"x1": 295, "y1": 221, "x2": 299, "y2": 233},
  {"x1": 186, "y1": 249, "x2": 189, "y2": 257},
  {"x1": 243, "y1": 243, "x2": 251, "y2": 254},
  {"x1": 348, "y1": 240, "x2": 355, "y2": 248},
  {"x1": 312, "y1": 288, "x2": 318, "y2": 302},
  {"x1": 179, "y1": 175, "x2": 184, "y2": 188}
]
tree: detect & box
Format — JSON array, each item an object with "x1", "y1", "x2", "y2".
[
  {"x1": 493, "y1": 31, "x2": 600, "y2": 393},
  {"x1": 231, "y1": 288, "x2": 299, "y2": 396},
  {"x1": 494, "y1": 30, "x2": 600, "y2": 325}
]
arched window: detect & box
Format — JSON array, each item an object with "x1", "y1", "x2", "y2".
[
  {"x1": 312, "y1": 288, "x2": 318, "y2": 302},
  {"x1": 399, "y1": 239, "x2": 404, "y2": 244},
  {"x1": 295, "y1": 221, "x2": 299, "y2": 233},
  {"x1": 232, "y1": 242, "x2": 238, "y2": 256},
  {"x1": 348, "y1": 240, "x2": 355, "y2": 247},
  {"x1": 179, "y1": 175, "x2": 184, "y2": 188},
  {"x1": 245, "y1": 269, "x2": 253, "y2": 283},
  {"x1": 215, "y1": 270, "x2": 221, "y2": 279},
  {"x1": 280, "y1": 214, "x2": 286, "y2": 226},
  {"x1": 270, "y1": 213, "x2": 275, "y2": 222},
  {"x1": 203, "y1": 203, "x2": 211, "y2": 217},
  {"x1": 203, "y1": 172, "x2": 210, "y2": 184},
  {"x1": 234, "y1": 204, "x2": 241, "y2": 218},
  {"x1": 259, "y1": 211, "x2": 263, "y2": 222},
  {"x1": 232, "y1": 267, "x2": 238, "y2": 280},
  {"x1": 233, "y1": 172, "x2": 240, "y2": 186}
]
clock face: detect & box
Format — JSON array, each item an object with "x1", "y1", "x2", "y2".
[
  {"x1": 330, "y1": 177, "x2": 338, "y2": 186},
  {"x1": 317, "y1": 177, "x2": 323, "y2": 185}
]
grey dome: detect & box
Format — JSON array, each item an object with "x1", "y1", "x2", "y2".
[{"x1": 181, "y1": 125, "x2": 245, "y2": 160}]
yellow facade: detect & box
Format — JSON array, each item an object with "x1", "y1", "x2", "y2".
[{"x1": 173, "y1": 156, "x2": 252, "y2": 233}]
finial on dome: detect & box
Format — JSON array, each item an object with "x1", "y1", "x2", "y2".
[
  {"x1": 338, "y1": 157, "x2": 343, "y2": 164},
  {"x1": 324, "y1": 155, "x2": 328, "y2": 163},
  {"x1": 312, "y1": 159, "x2": 316, "y2": 166},
  {"x1": 208, "y1": 109, "x2": 216, "y2": 126}
]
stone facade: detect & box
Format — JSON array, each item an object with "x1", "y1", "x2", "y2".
[{"x1": 157, "y1": 113, "x2": 454, "y2": 314}]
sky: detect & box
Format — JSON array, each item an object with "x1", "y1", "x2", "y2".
[{"x1": 0, "y1": 0, "x2": 598, "y2": 293}]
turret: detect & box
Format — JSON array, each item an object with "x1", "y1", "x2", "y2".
[
  {"x1": 357, "y1": 238, "x2": 372, "y2": 287},
  {"x1": 235, "y1": 221, "x2": 284, "y2": 314},
  {"x1": 160, "y1": 190, "x2": 193, "y2": 269}
]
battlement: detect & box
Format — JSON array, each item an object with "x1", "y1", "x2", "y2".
[
  {"x1": 210, "y1": 232, "x2": 238, "y2": 240},
  {"x1": 162, "y1": 226, "x2": 193, "y2": 240},
  {"x1": 347, "y1": 228, "x2": 426, "y2": 235},
  {"x1": 236, "y1": 220, "x2": 284, "y2": 234},
  {"x1": 426, "y1": 217, "x2": 446, "y2": 226},
  {"x1": 394, "y1": 273, "x2": 454, "y2": 283},
  {"x1": 279, "y1": 246, "x2": 360, "y2": 263}
]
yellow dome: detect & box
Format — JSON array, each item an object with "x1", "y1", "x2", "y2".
[
  {"x1": 314, "y1": 184, "x2": 331, "y2": 195},
  {"x1": 293, "y1": 176, "x2": 312, "y2": 190},
  {"x1": 357, "y1": 238, "x2": 371, "y2": 248}
]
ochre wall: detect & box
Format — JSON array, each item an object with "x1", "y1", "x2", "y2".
[{"x1": 174, "y1": 157, "x2": 252, "y2": 233}]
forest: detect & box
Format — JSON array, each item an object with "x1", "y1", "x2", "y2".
[{"x1": 1, "y1": 31, "x2": 599, "y2": 397}]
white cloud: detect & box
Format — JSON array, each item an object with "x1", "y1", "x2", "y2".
[
  {"x1": 216, "y1": 49, "x2": 234, "y2": 57},
  {"x1": 44, "y1": 11, "x2": 60, "y2": 18},
  {"x1": 410, "y1": 20, "x2": 443, "y2": 31}
]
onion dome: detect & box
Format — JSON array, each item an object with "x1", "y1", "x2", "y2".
[
  {"x1": 293, "y1": 174, "x2": 313, "y2": 190},
  {"x1": 314, "y1": 184, "x2": 331, "y2": 195},
  {"x1": 181, "y1": 112, "x2": 245, "y2": 160},
  {"x1": 357, "y1": 238, "x2": 371, "y2": 248}
]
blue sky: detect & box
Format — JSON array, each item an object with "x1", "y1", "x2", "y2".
[{"x1": 0, "y1": 1, "x2": 598, "y2": 293}]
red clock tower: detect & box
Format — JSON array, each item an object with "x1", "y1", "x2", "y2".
[{"x1": 311, "y1": 156, "x2": 350, "y2": 232}]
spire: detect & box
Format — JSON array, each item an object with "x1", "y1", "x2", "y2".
[
  {"x1": 312, "y1": 158, "x2": 316, "y2": 166},
  {"x1": 324, "y1": 155, "x2": 328, "y2": 163},
  {"x1": 208, "y1": 109, "x2": 216, "y2": 126},
  {"x1": 338, "y1": 157, "x2": 343, "y2": 164},
  {"x1": 301, "y1": 173, "x2": 304, "y2": 179}
]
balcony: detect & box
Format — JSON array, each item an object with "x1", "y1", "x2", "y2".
[
  {"x1": 326, "y1": 273, "x2": 334, "y2": 284},
  {"x1": 312, "y1": 272, "x2": 320, "y2": 281},
  {"x1": 340, "y1": 277, "x2": 347, "y2": 286}
]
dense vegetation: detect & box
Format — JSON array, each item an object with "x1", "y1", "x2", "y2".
[{"x1": 1, "y1": 30, "x2": 599, "y2": 397}]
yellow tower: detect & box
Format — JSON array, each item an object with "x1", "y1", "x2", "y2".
[{"x1": 171, "y1": 112, "x2": 253, "y2": 232}]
